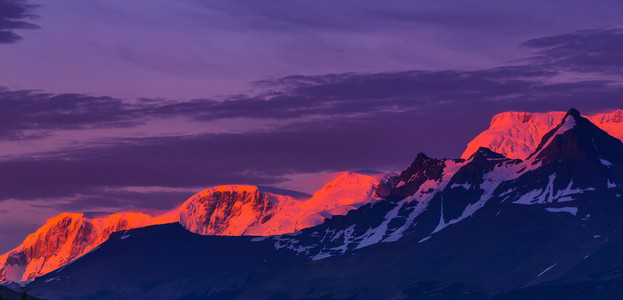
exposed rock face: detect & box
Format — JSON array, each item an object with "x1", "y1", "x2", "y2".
[
  {"x1": 0, "y1": 172, "x2": 387, "y2": 282},
  {"x1": 273, "y1": 108, "x2": 623, "y2": 261},
  {"x1": 178, "y1": 185, "x2": 290, "y2": 236},
  {"x1": 387, "y1": 153, "x2": 450, "y2": 201},
  {"x1": 25, "y1": 108, "x2": 623, "y2": 299},
  {"x1": 180, "y1": 172, "x2": 392, "y2": 236},
  {"x1": 0, "y1": 212, "x2": 170, "y2": 282},
  {"x1": 462, "y1": 109, "x2": 623, "y2": 160},
  {"x1": 497, "y1": 108, "x2": 623, "y2": 205}
]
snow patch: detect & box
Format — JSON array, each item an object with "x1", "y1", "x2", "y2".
[
  {"x1": 514, "y1": 178, "x2": 594, "y2": 205},
  {"x1": 532, "y1": 116, "x2": 576, "y2": 159},
  {"x1": 600, "y1": 158, "x2": 613, "y2": 166},
  {"x1": 250, "y1": 236, "x2": 270, "y2": 242},
  {"x1": 545, "y1": 207, "x2": 578, "y2": 216},
  {"x1": 44, "y1": 276, "x2": 61, "y2": 283},
  {"x1": 537, "y1": 263, "x2": 558, "y2": 277},
  {"x1": 514, "y1": 174, "x2": 556, "y2": 204},
  {"x1": 608, "y1": 180, "x2": 617, "y2": 188},
  {"x1": 435, "y1": 160, "x2": 518, "y2": 233},
  {"x1": 556, "y1": 196, "x2": 575, "y2": 203},
  {"x1": 513, "y1": 188, "x2": 544, "y2": 205},
  {"x1": 450, "y1": 183, "x2": 472, "y2": 189},
  {"x1": 311, "y1": 253, "x2": 332, "y2": 261},
  {"x1": 356, "y1": 204, "x2": 401, "y2": 249}
]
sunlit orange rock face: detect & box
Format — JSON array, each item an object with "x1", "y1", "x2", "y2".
[
  {"x1": 462, "y1": 109, "x2": 623, "y2": 160},
  {"x1": 180, "y1": 172, "x2": 387, "y2": 236},
  {"x1": 0, "y1": 171, "x2": 389, "y2": 282},
  {"x1": 0, "y1": 212, "x2": 175, "y2": 282}
]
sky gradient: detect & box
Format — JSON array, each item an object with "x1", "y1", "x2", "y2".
[{"x1": 1, "y1": 0, "x2": 623, "y2": 252}]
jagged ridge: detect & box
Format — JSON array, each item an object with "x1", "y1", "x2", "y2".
[
  {"x1": 462, "y1": 109, "x2": 623, "y2": 160},
  {"x1": 27, "y1": 108, "x2": 623, "y2": 299},
  {"x1": 272, "y1": 108, "x2": 623, "y2": 260},
  {"x1": 0, "y1": 171, "x2": 390, "y2": 282}
]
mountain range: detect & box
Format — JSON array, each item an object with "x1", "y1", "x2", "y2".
[
  {"x1": 3, "y1": 108, "x2": 623, "y2": 299},
  {"x1": 0, "y1": 171, "x2": 390, "y2": 282},
  {"x1": 462, "y1": 109, "x2": 623, "y2": 160}
]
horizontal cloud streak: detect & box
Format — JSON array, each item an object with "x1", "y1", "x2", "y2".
[
  {"x1": 0, "y1": 0, "x2": 38, "y2": 43},
  {"x1": 523, "y1": 29, "x2": 623, "y2": 74},
  {"x1": 0, "y1": 89, "x2": 144, "y2": 139},
  {"x1": 1, "y1": 28, "x2": 623, "y2": 214},
  {"x1": 2, "y1": 29, "x2": 622, "y2": 141}
]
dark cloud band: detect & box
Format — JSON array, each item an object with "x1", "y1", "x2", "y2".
[
  {"x1": 523, "y1": 29, "x2": 623, "y2": 74},
  {"x1": 0, "y1": 0, "x2": 39, "y2": 43},
  {"x1": 1, "y1": 28, "x2": 623, "y2": 213}
]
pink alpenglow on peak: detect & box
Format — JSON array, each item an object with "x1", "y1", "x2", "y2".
[
  {"x1": 259, "y1": 171, "x2": 393, "y2": 233},
  {"x1": 462, "y1": 109, "x2": 623, "y2": 160},
  {"x1": 0, "y1": 212, "x2": 176, "y2": 282},
  {"x1": 178, "y1": 172, "x2": 390, "y2": 236},
  {"x1": 0, "y1": 171, "x2": 389, "y2": 282},
  {"x1": 177, "y1": 184, "x2": 303, "y2": 236}
]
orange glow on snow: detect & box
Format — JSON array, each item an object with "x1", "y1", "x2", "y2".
[
  {"x1": 462, "y1": 109, "x2": 623, "y2": 160},
  {"x1": 0, "y1": 172, "x2": 388, "y2": 282}
]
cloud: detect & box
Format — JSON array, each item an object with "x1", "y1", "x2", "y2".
[
  {"x1": 2, "y1": 28, "x2": 623, "y2": 213},
  {"x1": 0, "y1": 69, "x2": 546, "y2": 140},
  {"x1": 0, "y1": 0, "x2": 39, "y2": 43},
  {"x1": 145, "y1": 67, "x2": 557, "y2": 123},
  {"x1": 523, "y1": 29, "x2": 623, "y2": 74},
  {"x1": 0, "y1": 89, "x2": 144, "y2": 139},
  {"x1": 31, "y1": 189, "x2": 197, "y2": 212},
  {"x1": 4, "y1": 26, "x2": 623, "y2": 141},
  {"x1": 1, "y1": 75, "x2": 623, "y2": 204}
]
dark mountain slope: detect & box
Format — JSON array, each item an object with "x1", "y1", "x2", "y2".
[
  {"x1": 29, "y1": 223, "x2": 305, "y2": 300},
  {"x1": 28, "y1": 109, "x2": 623, "y2": 299}
]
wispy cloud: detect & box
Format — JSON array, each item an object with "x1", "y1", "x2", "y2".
[
  {"x1": 523, "y1": 29, "x2": 623, "y2": 75},
  {"x1": 0, "y1": 0, "x2": 39, "y2": 43},
  {"x1": 1, "y1": 29, "x2": 623, "y2": 215},
  {"x1": 0, "y1": 89, "x2": 145, "y2": 139}
]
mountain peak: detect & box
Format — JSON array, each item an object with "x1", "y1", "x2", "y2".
[
  {"x1": 414, "y1": 152, "x2": 431, "y2": 161},
  {"x1": 519, "y1": 108, "x2": 623, "y2": 191},
  {"x1": 528, "y1": 108, "x2": 590, "y2": 161},
  {"x1": 387, "y1": 153, "x2": 447, "y2": 201},
  {"x1": 566, "y1": 107, "x2": 581, "y2": 119},
  {"x1": 461, "y1": 109, "x2": 623, "y2": 160},
  {"x1": 1, "y1": 176, "x2": 385, "y2": 282}
]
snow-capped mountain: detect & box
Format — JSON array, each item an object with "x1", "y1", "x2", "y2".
[
  {"x1": 179, "y1": 172, "x2": 391, "y2": 236},
  {"x1": 271, "y1": 108, "x2": 623, "y2": 261},
  {"x1": 27, "y1": 108, "x2": 623, "y2": 299},
  {"x1": 0, "y1": 212, "x2": 174, "y2": 283},
  {"x1": 0, "y1": 171, "x2": 388, "y2": 282},
  {"x1": 462, "y1": 109, "x2": 623, "y2": 160}
]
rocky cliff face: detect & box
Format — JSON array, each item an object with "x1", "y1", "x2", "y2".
[
  {"x1": 462, "y1": 109, "x2": 623, "y2": 159},
  {"x1": 273, "y1": 109, "x2": 623, "y2": 261},
  {"x1": 178, "y1": 185, "x2": 295, "y2": 236},
  {"x1": 179, "y1": 172, "x2": 391, "y2": 236},
  {"x1": 0, "y1": 212, "x2": 173, "y2": 282},
  {"x1": 0, "y1": 171, "x2": 387, "y2": 282},
  {"x1": 28, "y1": 108, "x2": 623, "y2": 300}
]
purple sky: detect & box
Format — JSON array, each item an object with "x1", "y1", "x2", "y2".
[{"x1": 1, "y1": 0, "x2": 623, "y2": 252}]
